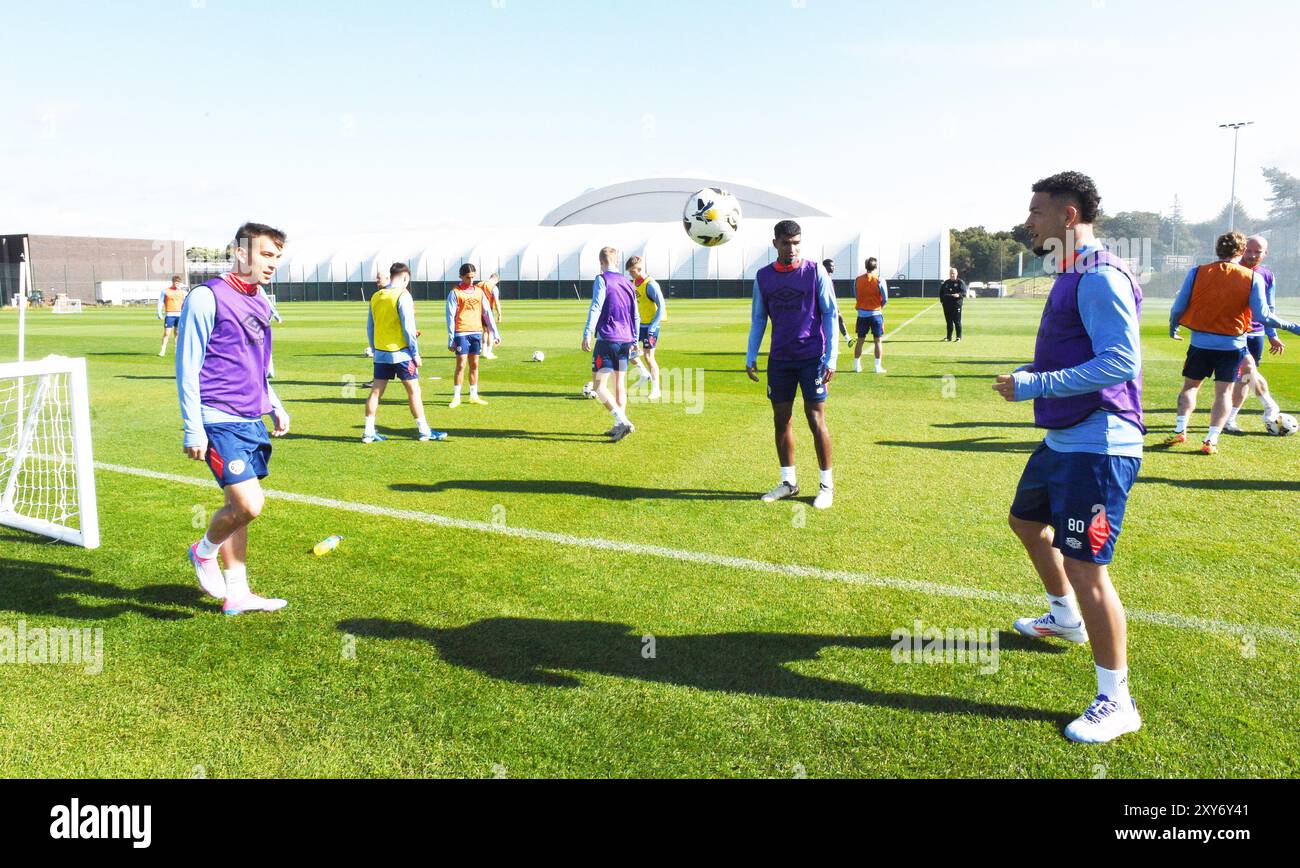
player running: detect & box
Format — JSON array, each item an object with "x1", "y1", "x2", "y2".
[
  {"x1": 583, "y1": 247, "x2": 640, "y2": 441},
  {"x1": 626, "y1": 255, "x2": 666, "y2": 401},
  {"x1": 1226, "y1": 235, "x2": 1284, "y2": 434},
  {"x1": 446, "y1": 263, "x2": 501, "y2": 407},
  {"x1": 1162, "y1": 231, "x2": 1300, "y2": 454},
  {"x1": 823, "y1": 258, "x2": 853, "y2": 349},
  {"x1": 852, "y1": 257, "x2": 888, "y2": 374},
  {"x1": 746, "y1": 220, "x2": 839, "y2": 509},
  {"x1": 363, "y1": 262, "x2": 443, "y2": 443},
  {"x1": 177, "y1": 222, "x2": 290, "y2": 616},
  {"x1": 995, "y1": 171, "x2": 1144, "y2": 743},
  {"x1": 157, "y1": 275, "x2": 187, "y2": 356}
]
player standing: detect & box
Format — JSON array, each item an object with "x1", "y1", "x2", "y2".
[
  {"x1": 939, "y1": 267, "x2": 966, "y2": 342},
  {"x1": 177, "y1": 222, "x2": 290, "y2": 616},
  {"x1": 446, "y1": 263, "x2": 500, "y2": 407},
  {"x1": 626, "y1": 255, "x2": 666, "y2": 401},
  {"x1": 746, "y1": 220, "x2": 838, "y2": 509},
  {"x1": 480, "y1": 272, "x2": 502, "y2": 360},
  {"x1": 363, "y1": 262, "x2": 442, "y2": 442},
  {"x1": 1226, "y1": 235, "x2": 1284, "y2": 434},
  {"x1": 852, "y1": 257, "x2": 888, "y2": 374},
  {"x1": 1161, "y1": 231, "x2": 1300, "y2": 453},
  {"x1": 583, "y1": 247, "x2": 640, "y2": 441},
  {"x1": 995, "y1": 172, "x2": 1144, "y2": 743},
  {"x1": 157, "y1": 275, "x2": 187, "y2": 356},
  {"x1": 823, "y1": 258, "x2": 853, "y2": 348}
]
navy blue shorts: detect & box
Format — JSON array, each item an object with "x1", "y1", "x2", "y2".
[
  {"x1": 856, "y1": 313, "x2": 884, "y2": 339},
  {"x1": 1183, "y1": 345, "x2": 1247, "y2": 383},
  {"x1": 1010, "y1": 443, "x2": 1140, "y2": 565},
  {"x1": 164, "y1": 315, "x2": 180, "y2": 329},
  {"x1": 638, "y1": 325, "x2": 659, "y2": 350},
  {"x1": 373, "y1": 360, "x2": 418, "y2": 381},
  {"x1": 452, "y1": 334, "x2": 482, "y2": 356},
  {"x1": 204, "y1": 421, "x2": 271, "y2": 489},
  {"x1": 767, "y1": 356, "x2": 828, "y2": 404},
  {"x1": 593, "y1": 339, "x2": 634, "y2": 374},
  {"x1": 1246, "y1": 334, "x2": 1265, "y2": 367}
]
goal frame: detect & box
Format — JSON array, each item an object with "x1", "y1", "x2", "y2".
[{"x1": 0, "y1": 355, "x2": 100, "y2": 548}]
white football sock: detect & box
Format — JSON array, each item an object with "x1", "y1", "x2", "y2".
[
  {"x1": 223, "y1": 565, "x2": 249, "y2": 598},
  {"x1": 1174, "y1": 414, "x2": 1188, "y2": 434},
  {"x1": 854, "y1": 359, "x2": 862, "y2": 372},
  {"x1": 819, "y1": 468, "x2": 833, "y2": 489},
  {"x1": 415, "y1": 414, "x2": 430, "y2": 435},
  {"x1": 470, "y1": 385, "x2": 479, "y2": 398},
  {"x1": 780, "y1": 465, "x2": 796, "y2": 486},
  {"x1": 1260, "y1": 393, "x2": 1280, "y2": 418},
  {"x1": 1228, "y1": 406, "x2": 1241, "y2": 422},
  {"x1": 196, "y1": 534, "x2": 222, "y2": 560},
  {"x1": 452, "y1": 385, "x2": 462, "y2": 399},
  {"x1": 1046, "y1": 591, "x2": 1083, "y2": 628},
  {"x1": 1206, "y1": 425, "x2": 1222, "y2": 444},
  {"x1": 1096, "y1": 664, "x2": 1131, "y2": 705},
  {"x1": 611, "y1": 407, "x2": 628, "y2": 425},
  {"x1": 364, "y1": 415, "x2": 376, "y2": 437}
]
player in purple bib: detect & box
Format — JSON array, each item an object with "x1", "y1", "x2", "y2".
[
  {"x1": 994, "y1": 172, "x2": 1143, "y2": 744},
  {"x1": 176, "y1": 222, "x2": 291, "y2": 616},
  {"x1": 582, "y1": 246, "x2": 641, "y2": 442},
  {"x1": 745, "y1": 220, "x2": 840, "y2": 510}
]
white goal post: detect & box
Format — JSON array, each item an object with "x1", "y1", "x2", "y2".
[{"x1": 0, "y1": 355, "x2": 100, "y2": 548}]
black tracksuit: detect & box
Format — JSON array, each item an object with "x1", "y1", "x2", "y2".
[{"x1": 939, "y1": 278, "x2": 966, "y2": 339}]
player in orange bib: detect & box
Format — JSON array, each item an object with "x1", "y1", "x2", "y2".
[
  {"x1": 445, "y1": 263, "x2": 500, "y2": 407},
  {"x1": 157, "y1": 274, "x2": 188, "y2": 356},
  {"x1": 852, "y1": 258, "x2": 889, "y2": 373}
]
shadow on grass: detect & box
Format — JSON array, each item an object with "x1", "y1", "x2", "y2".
[
  {"x1": 931, "y1": 421, "x2": 1038, "y2": 429},
  {"x1": 286, "y1": 427, "x2": 604, "y2": 445},
  {"x1": 1138, "y1": 476, "x2": 1300, "y2": 491},
  {"x1": 338, "y1": 617, "x2": 1068, "y2": 723},
  {"x1": 0, "y1": 555, "x2": 200, "y2": 621},
  {"x1": 391, "y1": 479, "x2": 754, "y2": 500},
  {"x1": 876, "y1": 437, "x2": 1039, "y2": 454}
]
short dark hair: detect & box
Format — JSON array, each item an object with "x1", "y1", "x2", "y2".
[
  {"x1": 1031, "y1": 171, "x2": 1101, "y2": 224},
  {"x1": 458, "y1": 263, "x2": 476, "y2": 278},
  {"x1": 390, "y1": 262, "x2": 411, "y2": 279},
  {"x1": 773, "y1": 219, "x2": 801, "y2": 240},
  {"x1": 171, "y1": 274, "x2": 181, "y2": 282},
  {"x1": 821, "y1": 258, "x2": 834, "y2": 269},
  {"x1": 865, "y1": 257, "x2": 878, "y2": 272},
  {"x1": 234, "y1": 222, "x2": 287, "y2": 249}
]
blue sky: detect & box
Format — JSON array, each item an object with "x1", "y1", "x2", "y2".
[{"x1": 3, "y1": 0, "x2": 1298, "y2": 245}]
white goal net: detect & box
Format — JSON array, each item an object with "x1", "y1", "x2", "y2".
[{"x1": 0, "y1": 356, "x2": 100, "y2": 548}]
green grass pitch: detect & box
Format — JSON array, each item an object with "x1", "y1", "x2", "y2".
[{"x1": 0, "y1": 296, "x2": 1296, "y2": 778}]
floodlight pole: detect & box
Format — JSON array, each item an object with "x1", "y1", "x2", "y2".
[{"x1": 1219, "y1": 121, "x2": 1253, "y2": 232}]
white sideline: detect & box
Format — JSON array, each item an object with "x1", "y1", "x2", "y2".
[
  {"x1": 882, "y1": 302, "x2": 939, "y2": 342},
  {"x1": 94, "y1": 461, "x2": 1297, "y2": 644}
]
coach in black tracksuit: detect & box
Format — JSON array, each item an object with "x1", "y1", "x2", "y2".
[{"x1": 939, "y1": 267, "x2": 967, "y2": 341}]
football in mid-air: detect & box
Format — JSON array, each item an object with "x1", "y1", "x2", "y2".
[
  {"x1": 532, "y1": 350, "x2": 545, "y2": 362},
  {"x1": 1264, "y1": 412, "x2": 1298, "y2": 436},
  {"x1": 683, "y1": 187, "x2": 741, "y2": 247}
]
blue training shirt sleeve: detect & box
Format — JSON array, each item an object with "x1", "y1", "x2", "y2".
[
  {"x1": 584, "y1": 275, "x2": 606, "y2": 339},
  {"x1": 157, "y1": 291, "x2": 166, "y2": 320},
  {"x1": 175, "y1": 286, "x2": 215, "y2": 449},
  {"x1": 746, "y1": 278, "x2": 767, "y2": 368},
  {"x1": 1264, "y1": 274, "x2": 1278, "y2": 340},
  {"x1": 366, "y1": 306, "x2": 375, "y2": 350},
  {"x1": 817, "y1": 265, "x2": 840, "y2": 369},
  {"x1": 398, "y1": 291, "x2": 419, "y2": 356},
  {"x1": 1169, "y1": 267, "x2": 1196, "y2": 335},
  {"x1": 880, "y1": 278, "x2": 889, "y2": 307},
  {"x1": 445, "y1": 292, "x2": 457, "y2": 343},
  {"x1": 647, "y1": 280, "x2": 665, "y2": 330},
  {"x1": 1013, "y1": 269, "x2": 1140, "y2": 401}
]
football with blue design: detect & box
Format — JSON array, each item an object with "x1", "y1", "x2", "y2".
[{"x1": 683, "y1": 187, "x2": 742, "y2": 247}]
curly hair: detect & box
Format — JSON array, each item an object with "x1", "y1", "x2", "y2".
[
  {"x1": 1031, "y1": 171, "x2": 1101, "y2": 224},
  {"x1": 1215, "y1": 231, "x2": 1247, "y2": 259}
]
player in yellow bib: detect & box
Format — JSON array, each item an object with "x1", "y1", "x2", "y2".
[
  {"x1": 363, "y1": 263, "x2": 443, "y2": 442},
  {"x1": 626, "y1": 256, "x2": 666, "y2": 400},
  {"x1": 157, "y1": 274, "x2": 188, "y2": 356}
]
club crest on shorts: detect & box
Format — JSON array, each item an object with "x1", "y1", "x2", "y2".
[{"x1": 228, "y1": 459, "x2": 247, "y2": 476}]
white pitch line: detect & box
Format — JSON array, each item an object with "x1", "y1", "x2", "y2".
[
  {"x1": 95, "y1": 461, "x2": 1297, "y2": 644},
  {"x1": 882, "y1": 302, "x2": 939, "y2": 342}
]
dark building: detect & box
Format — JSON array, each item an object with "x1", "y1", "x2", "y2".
[{"x1": 0, "y1": 234, "x2": 186, "y2": 306}]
